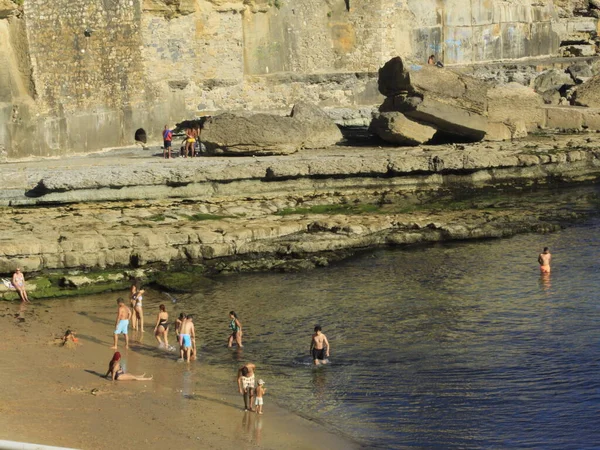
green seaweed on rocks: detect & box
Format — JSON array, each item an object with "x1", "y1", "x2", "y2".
[
  {"x1": 184, "y1": 213, "x2": 233, "y2": 221},
  {"x1": 277, "y1": 203, "x2": 381, "y2": 216},
  {"x1": 152, "y1": 267, "x2": 215, "y2": 293}
]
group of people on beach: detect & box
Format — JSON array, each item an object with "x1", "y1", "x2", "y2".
[
  {"x1": 9, "y1": 246, "x2": 551, "y2": 412},
  {"x1": 162, "y1": 124, "x2": 203, "y2": 159},
  {"x1": 108, "y1": 282, "x2": 333, "y2": 412}
]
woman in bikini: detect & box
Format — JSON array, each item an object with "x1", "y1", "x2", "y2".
[
  {"x1": 228, "y1": 311, "x2": 243, "y2": 348},
  {"x1": 105, "y1": 352, "x2": 152, "y2": 381},
  {"x1": 129, "y1": 282, "x2": 138, "y2": 330},
  {"x1": 133, "y1": 289, "x2": 145, "y2": 332},
  {"x1": 154, "y1": 304, "x2": 170, "y2": 349}
]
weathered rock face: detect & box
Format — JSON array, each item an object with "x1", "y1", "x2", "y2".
[
  {"x1": 377, "y1": 57, "x2": 411, "y2": 98},
  {"x1": 382, "y1": 96, "x2": 488, "y2": 142},
  {"x1": 201, "y1": 103, "x2": 342, "y2": 155},
  {"x1": 290, "y1": 102, "x2": 343, "y2": 149},
  {"x1": 1, "y1": 134, "x2": 600, "y2": 285},
  {"x1": 369, "y1": 112, "x2": 437, "y2": 146},
  {"x1": 0, "y1": 0, "x2": 17, "y2": 18},
  {"x1": 487, "y1": 83, "x2": 546, "y2": 132},
  {"x1": 378, "y1": 59, "x2": 488, "y2": 115},
  {"x1": 201, "y1": 113, "x2": 307, "y2": 155},
  {"x1": 574, "y1": 74, "x2": 600, "y2": 106},
  {"x1": 375, "y1": 58, "x2": 490, "y2": 142},
  {"x1": 534, "y1": 69, "x2": 575, "y2": 93}
]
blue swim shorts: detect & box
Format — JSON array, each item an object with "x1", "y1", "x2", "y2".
[
  {"x1": 181, "y1": 334, "x2": 192, "y2": 348},
  {"x1": 114, "y1": 319, "x2": 129, "y2": 335}
]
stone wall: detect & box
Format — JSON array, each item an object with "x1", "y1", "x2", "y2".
[{"x1": 0, "y1": 0, "x2": 581, "y2": 158}]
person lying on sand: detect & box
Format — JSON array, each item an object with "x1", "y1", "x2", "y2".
[{"x1": 105, "y1": 352, "x2": 152, "y2": 381}]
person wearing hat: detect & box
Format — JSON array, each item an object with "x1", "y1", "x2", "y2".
[{"x1": 255, "y1": 379, "x2": 266, "y2": 414}]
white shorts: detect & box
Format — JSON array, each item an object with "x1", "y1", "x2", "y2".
[{"x1": 255, "y1": 397, "x2": 263, "y2": 406}]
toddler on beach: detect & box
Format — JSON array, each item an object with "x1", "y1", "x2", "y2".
[{"x1": 255, "y1": 379, "x2": 266, "y2": 414}]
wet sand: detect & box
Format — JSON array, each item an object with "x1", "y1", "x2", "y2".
[{"x1": 0, "y1": 292, "x2": 359, "y2": 450}]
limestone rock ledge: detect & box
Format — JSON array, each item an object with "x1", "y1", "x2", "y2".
[{"x1": 1, "y1": 134, "x2": 600, "y2": 291}]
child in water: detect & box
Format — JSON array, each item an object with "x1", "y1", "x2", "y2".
[{"x1": 255, "y1": 379, "x2": 266, "y2": 414}]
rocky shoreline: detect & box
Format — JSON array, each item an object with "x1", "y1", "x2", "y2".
[{"x1": 2, "y1": 133, "x2": 600, "y2": 299}]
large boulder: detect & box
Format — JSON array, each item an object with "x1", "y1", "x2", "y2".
[
  {"x1": 382, "y1": 96, "x2": 488, "y2": 142},
  {"x1": 567, "y1": 62, "x2": 593, "y2": 82},
  {"x1": 534, "y1": 69, "x2": 575, "y2": 93},
  {"x1": 487, "y1": 83, "x2": 546, "y2": 132},
  {"x1": 369, "y1": 112, "x2": 437, "y2": 146},
  {"x1": 201, "y1": 103, "x2": 342, "y2": 155},
  {"x1": 574, "y1": 74, "x2": 600, "y2": 107},
  {"x1": 290, "y1": 102, "x2": 343, "y2": 149},
  {"x1": 378, "y1": 58, "x2": 488, "y2": 115},
  {"x1": 377, "y1": 57, "x2": 411, "y2": 97}
]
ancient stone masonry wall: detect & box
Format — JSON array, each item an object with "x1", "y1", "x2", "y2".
[
  {"x1": 0, "y1": 0, "x2": 583, "y2": 158},
  {"x1": 403, "y1": 0, "x2": 560, "y2": 64}
]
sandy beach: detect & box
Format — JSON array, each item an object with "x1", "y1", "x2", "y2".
[{"x1": 0, "y1": 291, "x2": 359, "y2": 450}]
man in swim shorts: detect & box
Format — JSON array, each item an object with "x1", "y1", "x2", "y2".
[
  {"x1": 310, "y1": 325, "x2": 330, "y2": 366},
  {"x1": 538, "y1": 247, "x2": 552, "y2": 274},
  {"x1": 112, "y1": 298, "x2": 131, "y2": 349},
  {"x1": 179, "y1": 314, "x2": 196, "y2": 362},
  {"x1": 12, "y1": 268, "x2": 30, "y2": 303},
  {"x1": 162, "y1": 125, "x2": 173, "y2": 159},
  {"x1": 237, "y1": 363, "x2": 256, "y2": 411}
]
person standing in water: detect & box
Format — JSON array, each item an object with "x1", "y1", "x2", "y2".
[
  {"x1": 179, "y1": 314, "x2": 196, "y2": 362},
  {"x1": 112, "y1": 298, "x2": 131, "y2": 349},
  {"x1": 255, "y1": 379, "x2": 266, "y2": 414},
  {"x1": 105, "y1": 352, "x2": 152, "y2": 381},
  {"x1": 310, "y1": 325, "x2": 330, "y2": 366},
  {"x1": 133, "y1": 288, "x2": 145, "y2": 331},
  {"x1": 228, "y1": 311, "x2": 243, "y2": 348},
  {"x1": 12, "y1": 268, "x2": 30, "y2": 303},
  {"x1": 175, "y1": 313, "x2": 185, "y2": 341},
  {"x1": 129, "y1": 282, "x2": 138, "y2": 330},
  {"x1": 538, "y1": 247, "x2": 552, "y2": 274},
  {"x1": 154, "y1": 304, "x2": 170, "y2": 349},
  {"x1": 237, "y1": 363, "x2": 256, "y2": 411}
]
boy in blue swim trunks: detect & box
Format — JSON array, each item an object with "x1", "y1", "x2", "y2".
[
  {"x1": 112, "y1": 298, "x2": 132, "y2": 350},
  {"x1": 179, "y1": 315, "x2": 196, "y2": 362}
]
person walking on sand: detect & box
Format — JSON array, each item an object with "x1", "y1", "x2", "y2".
[
  {"x1": 162, "y1": 125, "x2": 173, "y2": 159},
  {"x1": 112, "y1": 298, "x2": 131, "y2": 349},
  {"x1": 228, "y1": 311, "x2": 243, "y2": 348},
  {"x1": 133, "y1": 288, "x2": 145, "y2": 332},
  {"x1": 12, "y1": 268, "x2": 30, "y2": 303},
  {"x1": 310, "y1": 325, "x2": 330, "y2": 366},
  {"x1": 237, "y1": 363, "x2": 257, "y2": 411},
  {"x1": 255, "y1": 379, "x2": 266, "y2": 414},
  {"x1": 179, "y1": 314, "x2": 196, "y2": 362},
  {"x1": 538, "y1": 247, "x2": 552, "y2": 274},
  {"x1": 154, "y1": 304, "x2": 171, "y2": 349},
  {"x1": 105, "y1": 351, "x2": 153, "y2": 381}
]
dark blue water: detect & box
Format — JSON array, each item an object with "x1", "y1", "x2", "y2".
[{"x1": 182, "y1": 218, "x2": 600, "y2": 448}]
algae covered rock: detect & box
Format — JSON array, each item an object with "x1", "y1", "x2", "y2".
[{"x1": 153, "y1": 269, "x2": 215, "y2": 293}]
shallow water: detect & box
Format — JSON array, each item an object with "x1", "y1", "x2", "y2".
[
  {"x1": 179, "y1": 217, "x2": 600, "y2": 449},
  {"x1": 41, "y1": 216, "x2": 600, "y2": 448}
]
